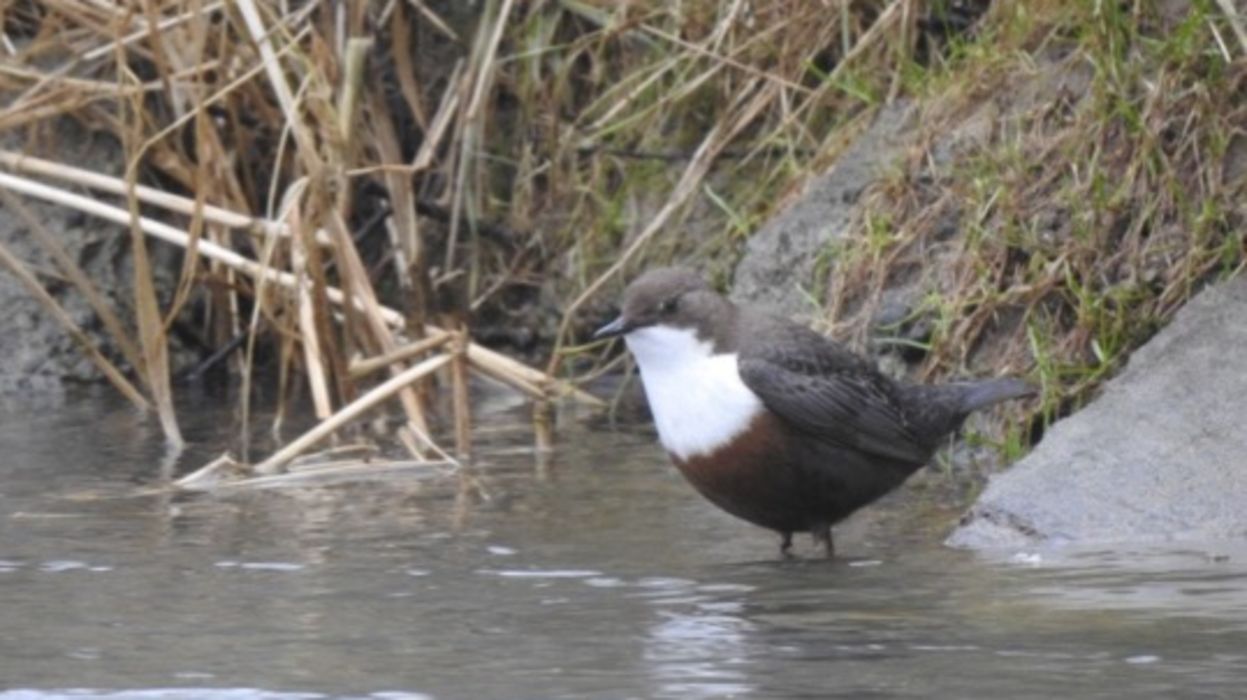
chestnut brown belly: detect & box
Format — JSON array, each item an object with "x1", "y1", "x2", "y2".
[{"x1": 672, "y1": 412, "x2": 922, "y2": 534}]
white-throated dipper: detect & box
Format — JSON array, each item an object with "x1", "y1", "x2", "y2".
[{"x1": 594, "y1": 267, "x2": 1034, "y2": 558}]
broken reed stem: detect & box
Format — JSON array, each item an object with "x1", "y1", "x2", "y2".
[
  {"x1": 183, "y1": 458, "x2": 454, "y2": 492},
  {"x1": 349, "y1": 330, "x2": 453, "y2": 378},
  {"x1": 467, "y1": 351, "x2": 549, "y2": 401},
  {"x1": 291, "y1": 209, "x2": 335, "y2": 421},
  {"x1": 409, "y1": 61, "x2": 465, "y2": 173},
  {"x1": 451, "y1": 328, "x2": 472, "y2": 460},
  {"x1": 252, "y1": 353, "x2": 455, "y2": 475},
  {"x1": 122, "y1": 107, "x2": 183, "y2": 447},
  {"x1": 337, "y1": 37, "x2": 373, "y2": 148}
]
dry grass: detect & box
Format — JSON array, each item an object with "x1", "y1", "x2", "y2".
[{"x1": 0, "y1": 0, "x2": 612, "y2": 476}]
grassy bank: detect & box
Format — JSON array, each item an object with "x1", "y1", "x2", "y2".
[{"x1": 820, "y1": 1, "x2": 1245, "y2": 444}]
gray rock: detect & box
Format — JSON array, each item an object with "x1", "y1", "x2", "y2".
[
  {"x1": 948, "y1": 274, "x2": 1247, "y2": 549},
  {"x1": 730, "y1": 101, "x2": 916, "y2": 318}
]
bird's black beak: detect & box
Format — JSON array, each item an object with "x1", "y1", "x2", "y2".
[{"x1": 593, "y1": 316, "x2": 631, "y2": 340}]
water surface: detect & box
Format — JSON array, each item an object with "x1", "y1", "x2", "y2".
[{"x1": 2, "y1": 391, "x2": 1245, "y2": 699}]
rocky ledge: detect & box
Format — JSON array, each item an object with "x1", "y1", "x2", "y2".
[{"x1": 948, "y1": 274, "x2": 1247, "y2": 549}]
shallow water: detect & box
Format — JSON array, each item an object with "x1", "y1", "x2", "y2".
[{"x1": 2, "y1": 391, "x2": 1246, "y2": 699}]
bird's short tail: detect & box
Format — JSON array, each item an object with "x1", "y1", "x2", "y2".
[
  {"x1": 955, "y1": 377, "x2": 1037, "y2": 414},
  {"x1": 898, "y1": 376, "x2": 1035, "y2": 458}
]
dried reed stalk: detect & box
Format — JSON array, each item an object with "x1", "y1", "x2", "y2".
[
  {"x1": 450, "y1": 328, "x2": 472, "y2": 459},
  {"x1": 180, "y1": 457, "x2": 453, "y2": 492},
  {"x1": 252, "y1": 352, "x2": 454, "y2": 475},
  {"x1": 290, "y1": 206, "x2": 334, "y2": 421},
  {"x1": 0, "y1": 150, "x2": 334, "y2": 247},
  {"x1": 349, "y1": 331, "x2": 452, "y2": 379},
  {"x1": 122, "y1": 134, "x2": 183, "y2": 447}
]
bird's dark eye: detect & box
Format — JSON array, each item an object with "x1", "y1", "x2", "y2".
[{"x1": 659, "y1": 297, "x2": 678, "y2": 315}]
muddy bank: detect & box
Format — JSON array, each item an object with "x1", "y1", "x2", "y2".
[{"x1": 0, "y1": 122, "x2": 168, "y2": 395}]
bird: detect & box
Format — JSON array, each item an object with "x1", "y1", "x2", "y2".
[{"x1": 594, "y1": 267, "x2": 1034, "y2": 558}]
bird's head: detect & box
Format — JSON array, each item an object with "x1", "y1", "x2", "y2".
[{"x1": 594, "y1": 267, "x2": 735, "y2": 363}]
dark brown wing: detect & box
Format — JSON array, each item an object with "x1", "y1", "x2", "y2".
[{"x1": 736, "y1": 314, "x2": 930, "y2": 464}]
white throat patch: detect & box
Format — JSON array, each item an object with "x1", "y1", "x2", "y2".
[{"x1": 624, "y1": 325, "x2": 763, "y2": 461}]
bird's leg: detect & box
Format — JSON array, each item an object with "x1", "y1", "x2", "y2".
[
  {"x1": 811, "y1": 525, "x2": 835, "y2": 559},
  {"x1": 780, "y1": 531, "x2": 794, "y2": 559}
]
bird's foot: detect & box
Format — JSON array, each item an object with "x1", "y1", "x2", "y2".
[
  {"x1": 812, "y1": 526, "x2": 835, "y2": 559},
  {"x1": 780, "y1": 531, "x2": 795, "y2": 559}
]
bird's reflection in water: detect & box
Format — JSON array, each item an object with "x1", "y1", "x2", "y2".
[{"x1": 641, "y1": 580, "x2": 759, "y2": 699}]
